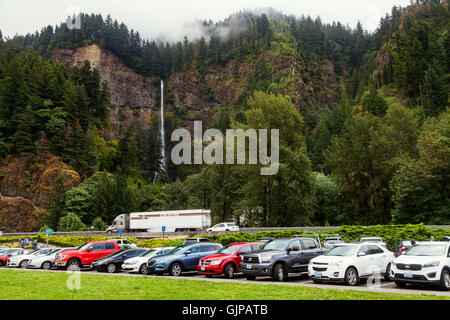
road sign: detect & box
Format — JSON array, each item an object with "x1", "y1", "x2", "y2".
[
  {"x1": 24, "y1": 238, "x2": 29, "y2": 244},
  {"x1": 162, "y1": 226, "x2": 166, "y2": 232},
  {"x1": 45, "y1": 229, "x2": 53, "y2": 234},
  {"x1": 118, "y1": 229, "x2": 123, "y2": 236}
]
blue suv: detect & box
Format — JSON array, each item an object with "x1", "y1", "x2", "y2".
[{"x1": 147, "y1": 242, "x2": 222, "y2": 276}]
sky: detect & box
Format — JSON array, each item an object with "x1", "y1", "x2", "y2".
[{"x1": 0, "y1": 0, "x2": 411, "y2": 42}]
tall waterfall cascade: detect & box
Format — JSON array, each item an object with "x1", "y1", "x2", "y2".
[{"x1": 154, "y1": 80, "x2": 167, "y2": 182}]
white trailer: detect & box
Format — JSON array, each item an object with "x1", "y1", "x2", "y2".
[{"x1": 106, "y1": 209, "x2": 211, "y2": 233}]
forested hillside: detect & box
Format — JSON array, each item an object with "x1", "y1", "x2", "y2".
[{"x1": 0, "y1": 0, "x2": 448, "y2": 232}]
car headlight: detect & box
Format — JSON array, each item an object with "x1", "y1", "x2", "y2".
[
  {"x1": 330, "y1": 261, "x2": 342, "y2": 267},
  {"x1": 261, "y1": 255, "x2": 272, "y2": 263},
  {"x1": 57, "y1": 255, "x2": 67, "y2": 260},
  {"x1": 423, "y1": 261, "x2": 440, "y2": 268},
  {"x1": 210, "y1": 260, "x2": 222, "y2": 265}
]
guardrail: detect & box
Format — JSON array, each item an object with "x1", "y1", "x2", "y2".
[{"x1": 2, "y1": 225, "x2": 450, "y2": 238}]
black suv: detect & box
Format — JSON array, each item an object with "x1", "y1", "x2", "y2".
[{"x1": 240, "y1": 237, "x2": 324, "y2": 281}]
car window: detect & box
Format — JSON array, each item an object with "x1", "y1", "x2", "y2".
[
  {"x1": 358, "y1": 245, "x2": 369, "y2": 255},
  {"x1": 105, "y1": 242, "x2": 116, "y2": 250},
  {"x1": 288, "y1": 240, "x2": 301, "y2": 251},
  {"x1": 301, "y1": 239, "x2": 317, "y2": 250},
  {"x1": 238, "y1": 245, "x2": 252, "y2": 254},
  {"x1": 189, "y1": 246, "x2": 201, "y2": 253},
  {"x1": 368, "y1": 245, "x2": 383, "y2": 254},
  {"x1": 90, "y1": 243, "x2": 105, "y2": 251},
  {"x1": 216, "y1": 224, "x2": 224, "y2": 228},
  {"x1": 202, "y1": 245, "x2": 218, "y2": 252}
]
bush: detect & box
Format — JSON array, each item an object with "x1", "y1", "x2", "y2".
[
  {"x1": 91, "y1": 218, "x2": 107, "y2": 231},
  {"x1": 57, "y1": 213, "x2": 88, "y2": 232}
]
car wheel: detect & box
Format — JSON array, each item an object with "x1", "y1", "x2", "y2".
[
  {"x1": 169, "y1": 263, "x2": 182, "y2": 277},
  {"x1": 106, "y1": 263, "x2": 117, "y2": 273},
  {"x1": 42, "y1": 261, "x2": 52, "y2": 270},
  {"x1": 345, "y1": 267, "x2": 359, "y2": 286},
  {"x1": 246, "y1": 275, "x2": 256, "y2": 280},
  {"x1": 224, "y1": 264, "x2": 235, "y2": 279},
  {"x1": 19, "y1": 260, "x2": 28, "y2": 268},
  {"x1": 384, "y1": 263, "x2": 391, "y2": 281},
  {"x1": 395, "y1": 280, "x2": 407, "y2": 288},
  {"x1": 273, "y1": 264, "x2": 287, "y2": 282},
  {"x1": 440, "y1": 269, "x2": 450, "y2": 291},
  {"x1": 67, "y1": 259, "x2": 81, "y2": 271},
  {"x1": 139, "y1": 264, "x2": 149, "y2": 275}
]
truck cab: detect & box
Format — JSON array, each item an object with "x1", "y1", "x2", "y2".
[{"x1": 106, "y1": 214, "x2": 126, "y2": 233}]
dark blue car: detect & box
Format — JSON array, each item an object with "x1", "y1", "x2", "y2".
[{"x1": 147, "y1": 242, "x2": 222, "y2": 276}]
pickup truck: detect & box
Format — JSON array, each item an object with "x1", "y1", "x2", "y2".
[
  {"x1": 240, "y1": 237, "x2": 324, "y2": 281},
  {"x1": 53, "y1": 240, "x2": 120, "y2": 270}
]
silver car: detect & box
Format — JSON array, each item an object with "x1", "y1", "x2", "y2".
[{"x1": 28, "y1": 248, "x2": 73, "y2": 270}]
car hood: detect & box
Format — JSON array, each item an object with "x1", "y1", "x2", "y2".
[
  {"x1": 201, "y1": 254, "x2": 233, "y2": 260},
  {"x1": 123, "y1": 257, "x2": 147, "y2": 264},
  {"x1": 394, "y1": 255, "x2": 443, "y2": 264},
  {"x1": 310, "y1": 255, "x2": 353, "y2": 264},
  {"x1": 244, "y1": 249, "x2": 285, "y2": 257},
  {"x1": 56, "y1": 249, "x2": 80, "y2": 256}
]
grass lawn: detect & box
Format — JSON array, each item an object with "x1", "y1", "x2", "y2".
[{"x1": 0, "y1": 269, "x2": 448, "y2": 300}]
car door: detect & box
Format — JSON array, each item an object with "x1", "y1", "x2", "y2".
[
  {"x1": 356, "y1": 245, "x2": 373, "y2": 276},
  {"x1": 367, "y1": 245, "x2": 385, "y2": 274},
  {"x1": 299, "y1": 239, "x2": 321, "y2": 271},
  {"x1": 104, "y1": 242, "x2": 117, "y2": 256},
  {"x1": 85, "y1": 243, "x2": 106, "y2": 264},
  {"x1": 284, "y1": 240, "x2": 302, "y2": 272},
  {"x1": 183, "y1": 245, "x2": 202, "y2": 269}
]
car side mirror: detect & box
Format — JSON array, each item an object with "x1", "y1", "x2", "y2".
[
  {"x1": 286, "y1": 248, "x2": 292, "y2": 254},
  {"x1": 358, "y1": 252, "x2": 367, "y2": 257},
  {"x1": 87, "y1": 248, "x2": 93, "y2": 252},
  {"x1": 185, "y1": 250, "x2": 191, "y2": 255}
]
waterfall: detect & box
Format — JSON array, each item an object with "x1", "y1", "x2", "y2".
[
  {"x1": 154, "y1": 80, "x2": 166, "y2": 183},
  {"x1": 159, "y1": 80, "x2": 167, "y2": 171}
]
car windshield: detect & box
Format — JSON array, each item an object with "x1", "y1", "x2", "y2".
[
  {"x1": 325, "y1": 239, "x2": 341, "y2": 244},
  {"x1": 217, "y1": 245, "x2": 241, "y2": 255},
  {"x1": 76, "y1": 243, "x2": 91, "y2": 251},
  {"x1": 167, "y1": 245, "x2": 188, "y2": 254},
  {"x1": 261, "y1": 239, "x2": 289, "y2": 251},
  {"x1": 0, "y1": 249, "x2": 12, "y2": 255},
  {"x1": 108, "y1": 250, "x2": 127, "y2": 257},
  {"x1": 140, "y1": 249, "x2": 157, "y2": 257},
  {"x1": 45, "y1": 249, "x2": 60, "y2": 256},
  {"x1": 405, "y1": 245, "x2": 447, "y2": 256},
  {"x1": 325, "y1": 245, "x2": 357, "y2": 256}
]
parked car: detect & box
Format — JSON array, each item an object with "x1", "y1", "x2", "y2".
[
  {"x1": 28, "y1": 248, "x2": 74, "y2": 270},
  {"x1": 0, "y1": 249, "x2": 33, "y2": 266},
  {"x1": 198, "y1": 242, "x2": 264, "y2": 278},
  {"x1": 441, "y1": 236, "x2": 450, "y2": 242},
  {"x1": 308, "y1": 242, "x2": 395, "y2": 285},
  {"x1": 91, "y1": 248, "x2": 147, "y2": 273},
  {"x1": 53, "y1": 240, "x2": 121, "y2": 270},
  {"x1": 390, "y1": 242, "x2": 450, "y2": 290},
  {"x1": 207, "y1": 222, "x2": 239, "y2": 232},
  {"x1": 396, "y1": 240, "x2": 419, "y2": 256},
  {"x1": 6, "y1": 248, "x2": 57, "y2": 268},
  {"x1": 147, "y1": 242, "x2": 222, "y2": 276},
  {"x1": 240, "y1": 237, "x2": 324, "y2": 281},
  {"x1": 121, "y1": 247, "x2": 175, "y2": 274},
  {"x1": 322, "y1": 236, "x2": 344, "y2": 250}
]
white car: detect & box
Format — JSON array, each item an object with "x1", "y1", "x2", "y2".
[
  {"x1": 308, "y1": 243, "x2": 395, "y2": 286},
  {"x1": 27, "y1": 248, "x2": 69, "y2": 270},
  {"x1": 207, "y1": 222, "x2": 239, "y2": 232},
  {"x1": 360, "y1": 237, "x2": 386, "y2": 246},
  {"x1": 121, "y1": 247, "x2": 174, "y2": 274},
  {"x1": 6, "y1": 249, "x2": 54, "y2": 268},
  {"x1": 390, "y1": 242, "x2": 450, "y2": 290}
]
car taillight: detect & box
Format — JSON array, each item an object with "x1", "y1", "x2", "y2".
[{"x1": 401, "y1": 247, "x2": 406, "y2": 251}]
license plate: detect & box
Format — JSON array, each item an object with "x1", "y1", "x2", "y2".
[
  {"x1": 315, "y1": 272, "x2": 321, "y2": 278},
  {"x1": 404, "y1": 273, "x2": 413, "y2": 278},
  {"x1": 247, "y1": 264, "x2": 252, "y2": 269},
  {"x1": 201, "y1": 267, "x2": 205, "y2": 271}
]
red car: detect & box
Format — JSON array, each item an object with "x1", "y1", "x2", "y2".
[
  {"x1": 198, "y1": 242, "x2": 264, "y2": 278},
  {"x1": 53, "y1": 240, "x2": 120, "y2": 270},
  {"x1": 0, "y1": 249, "x2": 32, "y2": 266}
]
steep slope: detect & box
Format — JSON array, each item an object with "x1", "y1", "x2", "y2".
[{"x1": 52, "y1": 44, "x2": 158, "y2": 134}]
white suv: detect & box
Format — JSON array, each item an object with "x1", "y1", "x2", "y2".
[
  {"x1": 390, "y1": 242, "x2": 450, "y2": 290},
  {"x1": 308, "y1": 243, "x2": 395, "y2": 286},
  {"x1": 207, "y1": 222, "x2": 239, "y2": 232}
]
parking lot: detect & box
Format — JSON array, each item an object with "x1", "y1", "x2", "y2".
[{"x1": 6, "y1": 267, "x2": 450, "y2": 298}]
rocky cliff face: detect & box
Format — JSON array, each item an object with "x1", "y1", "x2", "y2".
[
  {"x1": 0, "y1": 196, "x2": 46, "y2": 232},
  {"x1": 52, "y1": 44, "x2": 158, "y2": 134}
]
